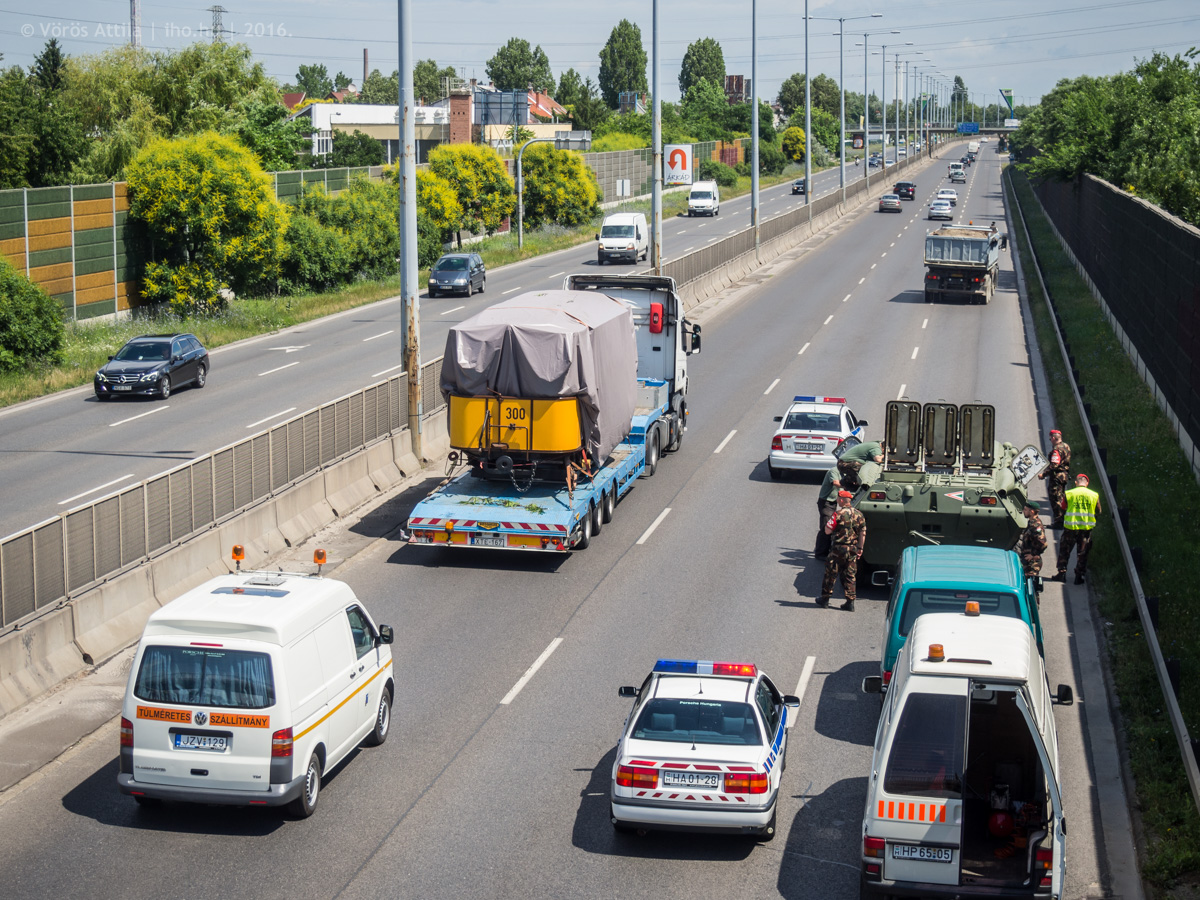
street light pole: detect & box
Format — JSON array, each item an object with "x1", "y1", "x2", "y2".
[
  {"x1": 652, "y1": 0, "x2": 661, "y2": 272},
  {"x1": 396, "y1": 0, "x2": 421, "y2": 454},
  {"x1": 756, "y1": 0, "x2": 763, "y2": 235},
  {"x1": 823, "y1": 14, "x2": 878, "y2": 204},
  {"x1": 802, "y1": 0, "x2": 809, "y2": 210}
]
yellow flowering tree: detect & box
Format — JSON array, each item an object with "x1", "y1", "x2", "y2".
[
  {"x1": 519, "y1": 144, "x2": 601, "y2": 230},
  {"x1": 426, "y1": 143, "x2": 515, "y2": 245}
]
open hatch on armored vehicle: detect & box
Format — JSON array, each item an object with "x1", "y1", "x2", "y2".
[{"x1": 852, "y1": 401, "x2": 1047, "y2": 585}]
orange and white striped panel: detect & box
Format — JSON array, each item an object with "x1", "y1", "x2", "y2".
[{"x1": 877, "y1": 800, "x2": 948, "y2": 823}]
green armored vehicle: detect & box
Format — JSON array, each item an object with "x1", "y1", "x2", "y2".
[{"x1": 849, "y1": 401, "x2": 1047, "y2": 585}]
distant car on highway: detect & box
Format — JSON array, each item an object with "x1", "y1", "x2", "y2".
[
  {"x1": 611, "y1": 659, "x2": 800, "y2": 840},
  {"x1": 428, "y1": 252, "x2": 486, "y2": 297},
  {"x1": 893, "y1": 181, "x2": 916, "y2": 200},
  {"x1": 950, "y1": 171, "x2": 967, "y2": 184},
  {"x1": 937, "y1": 188, "x2": 959, "y2": 206},
  {"x1": 878, "y1": 194, "x2": 903, "y2": 213},
  {"x1": 792, "y1": 178, "x2": 806, "y2": 195},
  {"x1": 768, "y1": 395, "x2": 867, "y2": 478},
  {"x1": 94, "y1": 334, "x2": 208, "y2": 401},
  {"x1": 928, "y1": 200, "x2": 954, "y2": 221}
]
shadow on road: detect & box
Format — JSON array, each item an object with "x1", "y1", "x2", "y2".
[
  {"x1": 812, "y1": 661, "x2": 880, "y2": 747},
  {"x1": 776, "y1": 776, "x2": 868, "y2": 899}
]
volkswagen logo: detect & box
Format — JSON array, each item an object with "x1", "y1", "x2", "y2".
[{"x1": 194, "y1": 711, "x2": 208, "y2": 726}]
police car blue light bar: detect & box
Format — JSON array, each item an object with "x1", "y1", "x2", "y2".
[
  {"x1": 793, "y1": 396, "x2": 847, "y2": 404},
  {"x1": 653, "y1": 659, "x2": 757, "y2": 677}
]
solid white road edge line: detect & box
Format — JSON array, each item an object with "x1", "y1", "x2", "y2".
[
  {"x1": 790, "y1": 656, "x2": 817, "y2": 727},
  {"x1": 258, "y1": 362, "x2": 299, "y2": 377},
  {"x1": 714, "y1": 429, "x2": 737, "y2": 454},
  {"x1": 246, "y1": 407, "x2": 297, "y2": 429},
  {"x1": 798, "y1": 342, "x2": 810, "y2": 355},
  {"x1": 764, "y1": 378, "x2": 780, "y2": 395},
  {"x1": 636, "y1": 508, "x2": 672, "y2": 545},
  {"x1": 439, "y1": 306, "x2": 465, "y2": 316},
  {"x1": 500, "y1": 637, "x2": 564, "y2": 705},
  {"x1": 362, "y1": 330, "x2": 394, "y2": 342},
  {"x1": 897, "y1": 383, "x2": 907, "y2": 400},
  {"x1": 372, "y1": 363, "x2": 404, "y2": 378},
  {"x1": 59, "y1": 474, "x2": 135, "y2": 505},
  {"x1": 109, "y1": 405, "x2": 169, "y2": 427}
]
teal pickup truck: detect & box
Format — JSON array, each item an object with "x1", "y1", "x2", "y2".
[{"x1": 878, "y1": 545, "x2": 1044, "y2": 690}]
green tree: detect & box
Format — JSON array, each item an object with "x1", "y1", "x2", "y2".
[
  {"x1": 780, "y1": 126, "x2": 805, "y2": 162},
  {"x1": 358, "y1": 68, "x2": 399, "y2": 105},
  {"x1": 127, "y1": 132, "x2": 289, "y2": 312},
  {"x1": 778, "y1": 73, "x2": 841, "y2": 119},
  {"x1": 0, "y1": 62, "x2": 33, "y2": 188},
  {"x1": 413, "y1": 59, "x2": 457, "y2": 104},
  {"x1": 0, "y1": 255, "x2": 65, "y2": 372},
  {"x1": 520, "y1": 145, "x2": 601, "y2": 230},
  {"x1": 810, "y1": 74, "x2": 841, "y2": 117},
  {"x1": 32, "y1": 38, "x2": 67, "y2": 92},
  {"x1": 681, "y1": 78, "x2": 730, "y2": 139},
  {"x1": 296, "y1": 63, "x2": 333, "y2": 98},
  {"x1": 570, "y1": 77, "x2": 611, "y2": 131},
  {"x1": 427, "y1": 143, "x2": 515, "y2": 245},
  {"x1": 777, "y1": 73, "x2": 806, "y2": 118},
  {"x1": 598, "y1": 19, "x2": 648, "y2": 108},
  {"x1": 555, "y1": 68, "x2": 585, "y2": 110},
  {"x1": 788, "y1": 107, "x2": 839, "y2": 154},
  {"x1": 486, "y1": 38, "x2": 554, "y2": 93},
  {"x1": 415, "y1": 168, "x2": 463, "y2": 242},
  {"x1": 334, "y1": 71, "x2": 353, "y2": 91},
  {"x1": 679, "y1": 38, "x2": 725, "y2": 98},
  {"x1": 23, "y1": 40, "x2": 85, "y2": 186},
  {"x1": 228, "y1": 89, "x2": 310, "y2": 171},
  {"x1": 326, "y1": 130, "x2": 384, "y2": 168}
]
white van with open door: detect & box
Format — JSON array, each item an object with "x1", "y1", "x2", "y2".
[
  {"x1": 117, "y1": 548, "x2": 395, "y2": 818},
  {"x1": 860, "y1": 612, "x2": 1072, "y2": 899}
]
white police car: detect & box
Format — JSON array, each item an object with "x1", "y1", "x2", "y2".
[
  {"x1": 611, "y1": 659, "x2": 800, "y2": 840},
  {"x1": 768, "y1": 395, "x2": 868, "y2": 478}
]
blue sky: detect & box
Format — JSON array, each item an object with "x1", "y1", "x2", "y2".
[{"x1": 1, "y1": 0, "x2": 1196, "y2": 107}]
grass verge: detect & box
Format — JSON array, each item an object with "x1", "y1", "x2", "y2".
[{"x1": 1006, "y1": 166, "x2": 1200, "y2": 890}]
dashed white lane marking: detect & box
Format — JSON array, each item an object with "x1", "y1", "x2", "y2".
[
  {"x1": 683, "y1": 246, "x2": 695, "y2": 253},
  {"x1": 824, "y1": 315, "x2": 833, "y2": 325},
  {"x1": 922, "y1": 318, "x2": 928, "y2": 329},
  {"x1": 373, "y1": 363, "x2": 404, "y2": 378},
  {"x1": 881, "y1": 252, "x2": 887, "y2": 258},
  {"x1": 259, "y1": 362, "x2": 299, "y2": 377},
  {"x1": 500, "y1": 637, "x2": 563, "y2": 705},
  {"x1": 502, "y1": 286, "x2": 522, "y2": 295},
  {"x1": 714, "y1": 429, "x2": 737, "y2": 454},
  {"x1": 363, "y1": 330, "x2": 394, "y2": 342},
  {"x1": 637, "y1": 507, "x2": 672, "y2": 545},
  {"x1": 890, "y1": 242, "x2": 896, "y2": 247},
  {"x1": 60, "y1": 474, "x2": 134, "y2": 505},
  {"x1": 798, "y1": 342, "x2": 810, "y2": 355},
  {"x1": 247, "y1": 407, "x2": 297, "y2": 429},
  {"x1": 109, "y1": 405, "x2": 169, "y2": 427},
  {"x1": 440, "y1": 305, "x2": 465, "y2": 315},
  {"x1": 765, "y1": 378, "x2": 780, "y2": 395},
  {"x1": 897, "y1": 383, "x2": 907, "y2": 400},
  {"x1": 871, "y1": 263, "x2": 877, "y2": 269},
  {"x1": 911, "y1": 347, "x2": 920, "y2": 360},
  {"x1": 842, "y1": 294, "x2": 851, "y2": 303},
  {"x1": 858, "y1": 277, "x2": 865, "y2": 284},
  {"x1": 791, "y1": 656, "x2": 817, "y2": 724}
]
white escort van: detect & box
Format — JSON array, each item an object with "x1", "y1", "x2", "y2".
[
  {"x1": 860, "y1": 612, "x2": 1073, "y2": 899},
  {"x1": 687, "y1": 180, "x2": 720, "y2": 216},
  {"x1": 596, "y1": 212, "x2": 648, "y2": 264},
  {"x1": 117, "y1": 548, "x2": 395, "y2": 817}
]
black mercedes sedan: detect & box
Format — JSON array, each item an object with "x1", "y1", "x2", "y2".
[{"x1": 94, "y1": 333, "x2": 209, "y2": 400}]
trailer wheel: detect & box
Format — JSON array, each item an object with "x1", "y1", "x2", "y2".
[
  {"x1": 574, "y1": 507, "x2": 593, "y2": 550},
  {"x1": 590, "y1": 499, "x2": 603, "y2": 536},
  {"x1": 641, "y1": 428, "x2": 660, "y2": 478},
  {"x1": 601, "y1": 483, "x2": 616, "y2": 524},
  {"x1": 667, "y1": 403, "x2": 686, "y2": 452}
]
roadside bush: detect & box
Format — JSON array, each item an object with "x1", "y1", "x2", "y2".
[
  {"x1": 734, "y1": 161, "x2": 751, "y2": 178},
  {"x1": 278, "y1": 212, "x2": 352, "y2": 295},
  {"x1": 520, "y1": 144, "x2": 601, "y2": 230},
  {"x1": 591, "y1": 132, "x2": 647, "y2": 152},
  {"x1": 698, "y1": 159, "x2": 737, "y2": 187},
  {"x1": 758, "y1": 144, "x2": 786, "y2": 176},
  {"x1": 295, "y1": 177, "x2": 399, "y2": 282},
  {"x1": 0, "y1": 256, "x2": 65, "y2": 372}
]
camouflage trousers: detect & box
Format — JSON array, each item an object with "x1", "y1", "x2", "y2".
[
  {"x1": 820, "y1": 545, "x2": 858, "y2": 602},
  {"x1": 1020, "y1": 552, "x2": 1043, "y2": 578},
  {"x1": 1057, "y1": 528, "x2": 1092, "y2": 577},
  {"x1": 1048, "y1": 479, "x2": 1067, "y2": 524},
  {"x1": 837, "y1": 459, "x2": 864, "y2": 487}
]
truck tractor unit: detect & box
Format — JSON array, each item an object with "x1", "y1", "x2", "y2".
[
  {"x1": 924, "y1": 225, "x2": 1003, "y2": 304},
  {"x1": 407, "y1": 275, "x2": 700, "y2": 553},
  {"x1": 851, "y1": 401, "x2": 1043, "y2": 584}
]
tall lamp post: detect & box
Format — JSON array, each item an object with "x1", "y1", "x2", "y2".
[
  {"x1": 819, "y1": 13, "x2": 880, "y2": 202},
  {"x1": 892, "y1": 50, "x2": 923, "y2": 160},
  {"x1": 873, "y1": 41, "x2": 911, "y2": 166},
  {"x1": 856, "y1": 29, "x2": 899, "y2": 189}
]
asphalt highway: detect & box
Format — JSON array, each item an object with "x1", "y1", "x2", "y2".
[
  {"x1": 0, "y1": 159, "x2": 878, "y2": 541},
  {"x1": 0, "y1": 143, "x2": 1114, "y2": 899}
]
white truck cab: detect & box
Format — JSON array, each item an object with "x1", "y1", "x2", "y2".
[
  {"x1": 118, "y1": 549, "x2": 395, "y2": 818},
  {"x1": 860, "y1": 612, "x2": 1072, "y2": 899}
]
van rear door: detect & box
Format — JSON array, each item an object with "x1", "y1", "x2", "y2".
[
  {"x1": 130, "y1": 642, "x2": 276, "y2": 792},
  {"x1": 1017, "y1": 686, "x2": 1065, "y2": 897}
]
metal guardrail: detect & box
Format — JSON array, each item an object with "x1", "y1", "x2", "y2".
[
  {"x1": 1008, "y1": 171, "x2": 1200, "y2": 816},
  {"x1": 0, "y1": 359, "x2": 446, "y2": 631}
]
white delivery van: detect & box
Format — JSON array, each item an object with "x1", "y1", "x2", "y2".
[
  {"x1": 860, "y1": 611, "x2": 1072, "y2": 899},
  {"x1": 117, "y1": 549, "x2": 395, "y2": 817},
  {"x1": 596, "y1": 212, "x2": 648, "y2": 265},
  {"x1": 687, "y1": 180, "x2": 720, "y2": 217},
  {"x1": 968, "y1": 141, "x2": 981, "y2": 155}
]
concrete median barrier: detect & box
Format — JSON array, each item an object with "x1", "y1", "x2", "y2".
[{"x1": 0, "y1": 608, "x2": 84, "y2": 716}]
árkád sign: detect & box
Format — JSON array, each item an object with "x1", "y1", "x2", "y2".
[{"x1": 664, "y1": 144, "x2": 693, "y2": 185}]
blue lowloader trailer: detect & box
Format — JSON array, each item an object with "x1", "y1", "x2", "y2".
[{"x1": 407, "y1": 274, "x2": 701, "y2": 552}]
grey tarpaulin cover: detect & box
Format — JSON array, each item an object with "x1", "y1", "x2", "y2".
[{"x1": 441, "y1": 290, "x2": 638, "y2": 463}]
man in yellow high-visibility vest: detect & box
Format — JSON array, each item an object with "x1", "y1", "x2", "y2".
[{"x1": 1051, "y1": 473, "x2": 1101, "y2": 585}]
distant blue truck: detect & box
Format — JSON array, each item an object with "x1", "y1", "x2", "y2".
[{"x1": 407, "y1": 275, "x2": 700, "y2": 553}]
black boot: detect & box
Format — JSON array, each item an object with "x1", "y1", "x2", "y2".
[
  {"x1": 840, "y1": 599, "x2": 855, "y2": 612},
  {"x1": 1074, "y1": 574, "x2": 1084, "y2": 585},
  {"x1": 1050, "y1": 572, "x2": 1065, "y2": 582}
]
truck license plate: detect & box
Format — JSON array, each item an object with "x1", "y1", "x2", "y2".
[
  {"x1": 173, "y1": 734, "x2": 228, "y2": 752},
  {"x1": 470, "y1": 534, "x2": 506, "y2": 548},
  {"x1": 892, "y1": 844, "x2": 953, "y2": 862},
  {"x1": 661, "y1": 771, "x2": 721, "y2": 789}
]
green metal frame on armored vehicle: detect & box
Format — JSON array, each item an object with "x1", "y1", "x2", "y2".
[{"x1": 851, "y1": 401, "x2": 1048, "y2": 586}]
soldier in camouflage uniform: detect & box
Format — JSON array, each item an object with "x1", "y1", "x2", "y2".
[
  {"x1": 1037, "y1": 428, "x2": 1071, "y2": 528},
  {"x1": 819, "y1": 491, "x2": 867, "y2": 611},
  {"x1": 1015, "y1": 499, "x2": 1048, "y2": 578}
]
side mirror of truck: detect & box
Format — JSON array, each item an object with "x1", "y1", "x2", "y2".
[
  {"x1": 862, "y1": 676, "x2": 883, "y2": 695},
  {"x1": 618, "y1": 686, "x2": 639, "y2": 699},
  {"x1": 378, "y1": 624, "x2": 394, "y2": 644},
  {"x1": 1054, "y1": 684, "x2": 1074, "y2": 706}
]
